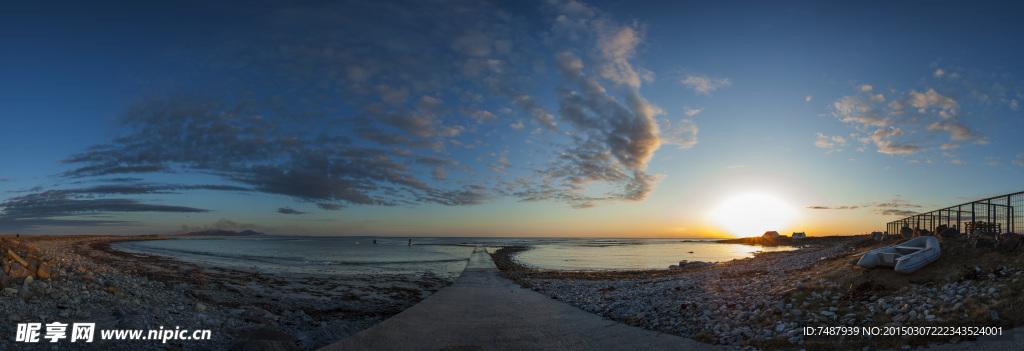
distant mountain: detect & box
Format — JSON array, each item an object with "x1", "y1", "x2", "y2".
[{"x1": 181, "y1": 229, "x2": 263, "y2": 236}]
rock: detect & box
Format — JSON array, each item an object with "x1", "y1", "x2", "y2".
[
  {"x1": 18, "y1": 285, "x2": 32, "y2": 299},
  {"x1": 36, "y1": 263, "x2": 51, "y2": 280},
  {"x1": 8, "y1": 313, "x2": 21, "y2": 322},
  {"x1": 197, "y1": 303, "x2": 207, "y2": 313},
  {"x1": 2, "y1": 287, "x2": 17, "y2": 296},
  {"x1": 7, "y1": 249, "x2": 30, "y2": 268},
  {"x1": 821, "y1": 311, "x2": 836, "y2": 317},
  {"x1": 8, "y1": 262, "x2": 33, "y2": 279},
  {"x1": 990, "y1": 310, "x2": 999, "y2": 320}
]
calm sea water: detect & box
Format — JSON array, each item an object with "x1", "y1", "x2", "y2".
[{"x1": 113, "y1": 236, "x2": 795, "y2": 277}]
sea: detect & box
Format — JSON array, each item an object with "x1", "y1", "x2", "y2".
[{"x1": 113, "y1": 236, "x2": 795, "y2": 279}]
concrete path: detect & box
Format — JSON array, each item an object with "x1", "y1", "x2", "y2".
[{"x1": 320, "y1": 246, "x2": 728, "y2": 351}]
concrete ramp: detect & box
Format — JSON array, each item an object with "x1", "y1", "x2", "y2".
[{"x1": 320, "y1": 247, "x2": 729, "y2": 351}]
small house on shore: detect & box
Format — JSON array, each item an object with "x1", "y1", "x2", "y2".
[
  {"x1": 762, "y1": 231, "x2": 780, "y2": 239},
  {"x1": 792, "y1": 232, "x2": 806, "y2": 239}
]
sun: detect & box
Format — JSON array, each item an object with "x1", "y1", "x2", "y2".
[{"x1": 709, "y1": 193, "x2": 799, "y2": 237}]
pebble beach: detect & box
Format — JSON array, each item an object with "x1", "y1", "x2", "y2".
[
  {"x1": 0, "y1": 235, "x2": 453, "y2": 350},
  {"x1": 4, "y1": 234, "x2": 1023, "y2": 350},
  {"x1": 492, "y1": 236, "x2": 1024, "y2": 350}
]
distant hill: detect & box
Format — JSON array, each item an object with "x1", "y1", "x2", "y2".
[{"x1": 181, "y1": 229, "x2": 263, "y2": 236}]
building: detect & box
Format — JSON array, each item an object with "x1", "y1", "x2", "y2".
[
  {"x1": 762, "y1": 231, "x2": 780, "y2": 239},
  {"x1": 792, "y1": 232, "x2": 806, "y2": 239}
]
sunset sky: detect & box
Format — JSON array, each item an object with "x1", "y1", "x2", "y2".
[{"x1": 2, "y1": 0, "x2": 1022, "y2": 237}]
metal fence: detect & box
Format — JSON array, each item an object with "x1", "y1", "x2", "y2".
[{"x1": 886, "y1": 190, "x2": 1024, "y2": 236}]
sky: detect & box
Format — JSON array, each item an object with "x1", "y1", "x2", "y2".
[{"x1": 1, "y1": 0, "x2": 1023, "y2": 237}]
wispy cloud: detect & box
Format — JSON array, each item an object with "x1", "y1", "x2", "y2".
[
  {"x1": 277, "y1": 207, "x2": 306, "y2": 215},
  {"x1": 680, "y1": 74, "x2": 731, "y2": 95},
  {"x1": 814, "y1": 133, "x2": 847, "y2": 151},
  {"x1": 806, "y1": 205, "x2": 860, "y2": 210}
]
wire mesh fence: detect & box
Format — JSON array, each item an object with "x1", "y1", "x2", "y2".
[{"x1": 886, "y1": 190, "x2": 1024, "y2": 236}]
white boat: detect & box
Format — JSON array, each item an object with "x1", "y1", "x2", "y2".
[{"x1": 857, "y1": 236, "x2": 941, "y2": 274}]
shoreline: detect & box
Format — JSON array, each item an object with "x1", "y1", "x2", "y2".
[
  {"x1": 1, "y1": 234, "x2": 458, "y2": 350},
  {"x1": 491, "y1": 237, "x2": 1024, "y2": 350}
]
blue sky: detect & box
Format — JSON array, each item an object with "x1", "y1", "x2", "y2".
[{"x1": 1, "y1": 0, "x2": 1022, "y2": 237}]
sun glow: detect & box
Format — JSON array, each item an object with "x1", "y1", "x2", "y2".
[{"x1": 710, "y1": 193, "x2": 799, "y2": 237}]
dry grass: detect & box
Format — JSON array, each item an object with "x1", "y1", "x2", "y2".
[{"x1": 780, "y1": 236, "x2": 1024, "y2": 350}]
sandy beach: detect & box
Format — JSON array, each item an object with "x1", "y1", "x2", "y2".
[{"x1": 1, "y1": 235, "x2": 454, "y2": 350}]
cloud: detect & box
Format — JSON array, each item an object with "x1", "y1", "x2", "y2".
[
  {"x1": 814, "y1": 133, "x2": 847, "y2": 151},
  {"x1": 876, "y1": 141, "x2": 923, "y2": 155},
  {"x1": 826, "y1": 71, "x2": 1006, "y2": 159},
  {"x1": 277, "y1": 207, "x2": 306, "y2": 215},
  {"x1": 908, "y1": 89, "x2": 958, "y2": 110},
  {"x1": 878, "y1": 209, "x2": 918, "y2": 216},
  {"x1": 2, "y1": 0, "x2": 694, "y2": 224},
  {"x1": 683, "y1": 107, "x2": 703, "y2": 117},
  {"x1": 870, "y1": 198, "x2": 922, "y2": 217},
  {"x1": 831, "y1": 96, "x2": 889, "y2": 127},
  {"x1": 661, "y1": 119, "x2": 698, "y2": 149},
  {"x1": 1013, "y1": 159, "x2": 1024, "y2": 166},
  {"x1": 0, "y1": 189, "x2": 207, "y2": 229},
  {"x1": 317, "y1": 203, "x2": 344, "y2": 211},
  {"x1": 681, "y1": 74, "x2": 731, "y2": 95},
  {"x1": 926, "y1": 121, "x2": 979, "y2": 141},
  {"x1": 806, "y1": 205, "x2": 860, "y2": 210},
  {"x1": 874, "y1": 199, "x2": 922, "y2": 208}
]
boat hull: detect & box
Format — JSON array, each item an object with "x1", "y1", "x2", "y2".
[{"x1": 857, "y1": 236, "x2": 941, "y2": 274}]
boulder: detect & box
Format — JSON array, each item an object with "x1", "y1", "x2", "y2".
[
  {"x1": 36, "y1": 263, "x2": 51, "y2": 280},
  {"x1": 8, "y1": 262, "x2": 33, "y2": 279}
]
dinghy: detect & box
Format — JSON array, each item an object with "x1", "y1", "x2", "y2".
[{"x1": 857, "y1": 236, "x2": 941, "y2": 274}]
